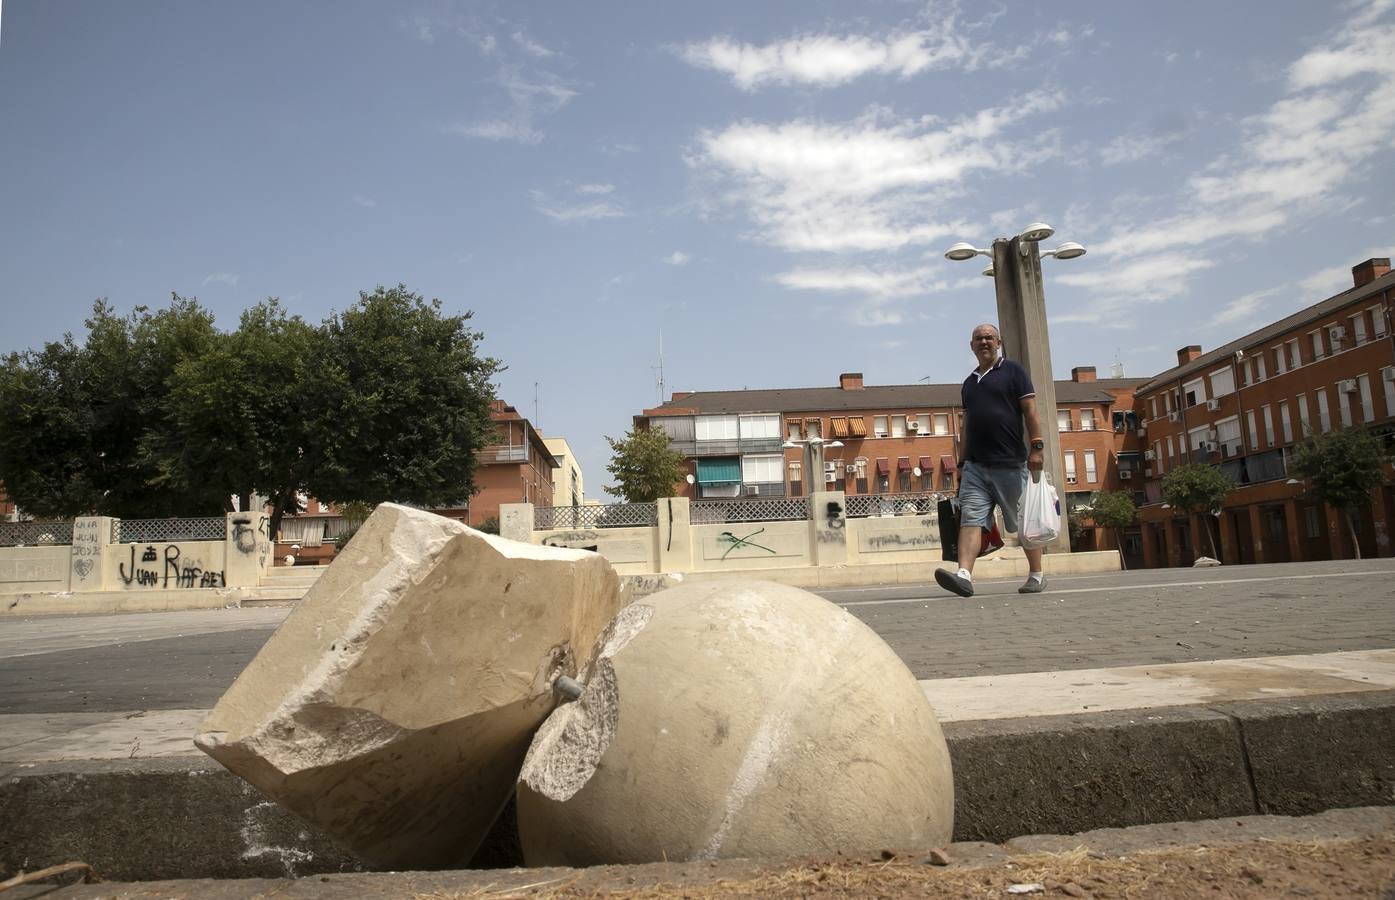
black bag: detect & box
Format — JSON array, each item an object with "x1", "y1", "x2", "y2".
[{"x1": 937, "y1": 498, "x2": 960, "y2": 561}]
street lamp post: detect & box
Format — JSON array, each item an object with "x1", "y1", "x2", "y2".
[
  {"x1": 782, "y1": 436, "x2": 845, "y2": 495},
  {"x1": 945, "y1": 224, "x2": 1086, "y2": 553}
]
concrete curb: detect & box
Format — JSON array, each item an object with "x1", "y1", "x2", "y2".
[{"x1": 3, "y1": 690, "x2": 1391, "y2": 882}]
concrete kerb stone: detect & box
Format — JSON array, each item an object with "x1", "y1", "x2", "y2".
[{"x1": 5, "y1": 691, "x2": 1393, "y2": 882}]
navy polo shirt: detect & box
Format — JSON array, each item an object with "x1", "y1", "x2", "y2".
[{"x1": 962, "y1": 357, "x2": 1035, "y2": 467}]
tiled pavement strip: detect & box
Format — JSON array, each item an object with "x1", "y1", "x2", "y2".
[{"x1": 2, "y1": 557, "x2": 1393, "y2": 765}]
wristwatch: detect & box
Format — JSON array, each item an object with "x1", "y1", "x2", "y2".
[{"x1": 1030, "y1": 439, "x2": 1045, "y2": 451}]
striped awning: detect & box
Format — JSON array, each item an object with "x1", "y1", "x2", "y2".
[
  {"x1": 696, "y1": 457, "x2": 741, "y2": 485},
  {"x1": 848, "y1": 416, "x2": 867, "y2": 437},
  {"x1": 829, "y1": 417, "x2": 850, "y2": 438}
]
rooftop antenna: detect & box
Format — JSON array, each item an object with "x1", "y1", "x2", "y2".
[
  {"x1": 533, "y1": 381, "x2": 540, "y2": 429},
  {"x1": 651, "y1": 329, "x2": 665, "y2": 403}
]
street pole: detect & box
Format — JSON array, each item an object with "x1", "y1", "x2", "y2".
[{"x1": 992, "y1": 237, "x2": 1071, "y2": 552}]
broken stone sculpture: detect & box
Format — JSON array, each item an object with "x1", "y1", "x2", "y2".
[
  {"x1": 516, "y1": 579, "x2": 954, "y2": 865},
  {"x1": 194, "y1": 503, "x2": 624, "y2": 869}
]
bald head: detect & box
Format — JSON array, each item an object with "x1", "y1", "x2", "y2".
[{"x1": 969, "y1": 323, "x2": 1002, "y2": 368}]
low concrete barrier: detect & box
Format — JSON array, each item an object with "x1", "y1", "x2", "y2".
[{"x1": 4, "y1": 691, "x2": 1391, "y2": 881}]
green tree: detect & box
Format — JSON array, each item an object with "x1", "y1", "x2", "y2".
[
  {"x1": 604, "y1": 426, "x2": 685, "y2": 502},
  {"x1": 1089, "y1": 491, "x2": 1139, "y2": 570},
  {"x1": 299, "y1": 285, "x2": 501, "y2": 539},
  {"x1": 1161, "y1": 462, "x2": 1235, "y2": 560},
  {"x1": 1291, "y1": 427, "x2": 1390, "y2": 558},
  {"x1": 0, "y1": 296, "x2": 222, "y2": 518}
]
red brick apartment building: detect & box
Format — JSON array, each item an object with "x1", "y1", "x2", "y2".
[
  {"x1": 638, "y1": 369, "x2": 1146, "y2": 555},
  {"x1": 1135, "y1": 257, "x2": 1395, "y2": 567},
  {"x1": 0, "y1": 487, "x2": 15, "y2": 521},
  {"x1": 433, "y1": 399, "x2": 556, "y2": 528}
]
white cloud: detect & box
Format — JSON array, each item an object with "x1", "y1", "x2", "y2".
[
  {"x1": 678, "y1": 15, "x2": 1089, "y2": 90},
  {"x1": 201, "y1": 272, "x2": 239, "y2": 287},
  {"x1": 689, "y1": 95, "x2": 1062, "y2": 253},
  {"x1": 512, "y1": 30, "x2": 555, "y2": 58},
  {"x1": 773, "y1": 265, "x2": 948, "y2": 299},
  {"x1": 1098, "y1": 130, "x2": 1184, "y2": 166},
  {"x1": 1207, "y1": 288, "x2": 1281, "y2": 328},
  {"x1": 1056, "y1": 253, "x2": 1216, "y2": 301},
  {"x1": 575, "y1": 183, "x2": 615, "y2": 195},
  {"x1": 1092, "y1": 2, "x2": 1395, "y2": 279},
  {"x1": 663, "y1": 251, "x2": 691, "y2": 266},
  {"x1": 530, "y1": 189, "x2": 625, "y2": 223},
  {"x1": 351, "y1": 195, "x2": 376, "y2": 208}
]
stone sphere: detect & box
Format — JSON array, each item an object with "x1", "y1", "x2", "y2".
[{"x1": 515, "y1": 580, "x2": 953, "y2": 865}]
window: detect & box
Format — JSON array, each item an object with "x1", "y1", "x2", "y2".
[
  {"x1": 1317, "y1": 389, "x2": 1331, "y2": 432},
  {"x1": 788, "y1": 461, "x2": 802, "y2": 496},
  {"x1": 933, "y1": 413, "x2": 950, "y2": 436},
  {"x1": 742, "y1": 453, "x2": 782, "y2": 483},
  {"x1": 739, "y1": 414, "x2": 780, "y2": 440},
  {"x1": 1166, "y1": 435, "x2": 1175, "y2": 462},
  {"x1": 1149, "y1": 397, "x2": 1158, "y2": 419},
  {"x1": 1329, "y1": 324, "x2": 1346, "y2": 349},
  {"x1": 1083, "y1": 450, "x2": 1097, "y2": 483},
  {"x1": 1080, "y1": 409, "x2": 1096, "y2": 431},
  {"x1": 1210, "y1": 367, "x2": 1235, "y2": 397},
  {"x1": 1337, "y1": 385, "x2": 1353, "y2": 428},
  {"x1": 1352, "y1": 313, "x2": 1368, "y2": 345},
  {"x1": 897, "y1": 462, "x2": 911, "y2": 492},
  {"x1": 873, "y1": 415, "x2": 888, "y2": 437},
  {"x1": 1305, "y1": 507, "x2": 1321, "y2": 539},
  {"x1": 891, "y1": 415, "x2": 906, "y2": 438},
  {"x1": 920, "y1": 467, "x2": 932, "y2": 491},
  {"x1": 1253, "y1": 355, "x2": 1267, "y2": 381},
  {"x1": 1279, "y1": 401, "x2": 1293, "y2": 443},
  {"x1": 1373, "y1": 306, "x2": 1388, "y2": 338},
  {"x1": 1384, "y1": 371, "x2": 1395, "y2": 418},
  {"x1": 1188, "y1": 425, "x2": 1210, "y2": 452},
  {"x1": 786, "y1": 420, "x2": 801, "y2": 440},
  {"x1": 1310, "y1": 330, "x2": 1325, "y2": 359},
  {"x1": 1064, "y1": 451, "x2": 1077, "y2": 481},
  {"x1": 1262, "y1": 405, "x2": 1275, "y2": 446},
  {"x1": 1271, "y1": 346, "x2": 1287, "y2": 375},
  {"x1": 1359, "y1": 374, "x2": 1374, "y2": 423},
  {"x1": 1057, "y1": 409, "x2": 1071, "y2": 432},
  {"x1": 696, "y1": 415, "x2": 738, "y2": 441},
  {"x1": 1297, "y1": 395, "x2": 1311, "y2": 437},
  {"x1": 1152, "y1": 441, "x2": 1164, "y2": 476},
  {"x1": 806, "y1": 418, "x2": 822, "y2": 439},
  {"x1": 1216, "y1": 417, "x2": 1242, "y2": 457},
  {"x1": 1247, "y1": 410, "x2": 1259, "y2": 450},
  {"x1": 940, "y1": 465, "x2": 953, "y2": 490},
  {"x1": 1164, "y1": 392, "x2": 1173, "y2": 414},
  {"x1": 913, "y1": 413, "x2": 928, "y2": 433},
  {"x1": 1183, "y1": 378, "x2": 1206, "y2": 406},
  {"x1": 1287, "y1": 339, "x2": 1300, "y2": 369},
  {"x1": 854, "y1": 457, "x2": 868, "y2": 495}
]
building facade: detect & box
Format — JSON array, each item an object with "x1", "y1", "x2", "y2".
[
  {"x1": 542, "y1": 436, "x2": 585, "y2": 509},
  {"x1": 434, "y1": 400, "x2": 557, "y2": 528},
  {"x1": 638, "y1": 368, "x2": 1145, "y2": 554},
  {"x1": 1135, "y1": 257, "x2": 1395, "y2": 567}
]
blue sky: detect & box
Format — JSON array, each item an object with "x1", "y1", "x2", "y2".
[{"x1": 3, "y1": 1, "x2": 1393, "y2": 502}]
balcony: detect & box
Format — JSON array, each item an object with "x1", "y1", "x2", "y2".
[
  {"x1": 480, "y1": 445, "x2": 528, "y2": 463},
  {"x1": 690, "y1": 438, "x2": 785, "y2": 457}
]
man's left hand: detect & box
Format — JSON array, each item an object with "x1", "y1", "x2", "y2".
[{"x1": 1027, "y1": 450, "x2": 1044, "y2": 472}]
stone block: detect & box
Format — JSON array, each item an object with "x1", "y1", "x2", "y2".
[
  {"x1": 1212, "y1": 690, "x2": 1395, "y2": 815},
  {"x1": 194, "y1": 503, "x2": 624, "y2": 869}
]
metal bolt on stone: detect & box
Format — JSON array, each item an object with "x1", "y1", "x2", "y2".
[{"x1": 553, "y1": 675, "x2": 585, "y2": 702}]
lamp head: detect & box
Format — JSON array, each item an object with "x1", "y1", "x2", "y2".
[
  {"x1": 826, "y1": 440, "x2": 844, "y2": 448},
  {"x1": 781, "y1": 441, "x2": 797, "y2": 450},
  {"x1": 982, "y1": 264, "x2": 995, "y2": 278},
  {"x1": 944, "y1": 242, "x2": 984, "y2": 262},
  {"x1": 1020, "y1": 222, "x2": 1054, "y2": 243},
  {"x1": 1047, "y1": 241, "x2": 1086, "y2": 260}
]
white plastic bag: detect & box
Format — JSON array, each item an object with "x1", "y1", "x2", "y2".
[{"x1": 1019, "y1": 471, "x2": 1060, "y2": 549}]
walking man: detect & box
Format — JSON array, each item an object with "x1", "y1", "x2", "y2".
[{"x1": 935, "y1": 323, "x2": 1047, "y2": 597}]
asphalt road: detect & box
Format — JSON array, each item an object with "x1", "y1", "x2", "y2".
[{"x1": 2, "y1": 559, "x2": 1394, "y2": 714}]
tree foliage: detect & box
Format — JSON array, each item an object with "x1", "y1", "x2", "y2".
[
  {"x1": 1291, "y1": 426, "x2": 1390, "y2": 559},
  {"x1": 605, "y1": 426, "x2": 685, "y2": 503},
  {"x1": 1089, "y1": 490, "x2": 1139, "y2": 570},
  {"x1": 0, "y1": 287, "x2": 500, "y2": 537},
  {"x1": 1161, "y1": 463, "x2": 1235, "y2": 559}
]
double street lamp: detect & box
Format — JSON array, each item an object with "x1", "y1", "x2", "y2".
[
  {"x1": 943, "y1": 222, "x2": 1086, "y2": 552},
  {"x1": 782, "y1": 436, "x2": 844, "y2": 493}
]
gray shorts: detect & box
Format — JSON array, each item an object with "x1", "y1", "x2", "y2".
[{"x1": 958, "y1": 461, "x2": 1028, "y2": 532}]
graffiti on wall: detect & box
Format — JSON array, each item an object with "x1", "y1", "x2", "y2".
[
  {"x1": 119, "y1": 544, "x2": 225, "y2": 589},
  {"x1": 231, "y1": 514, "x2": 272, "y2": 569},
  {"x1": 71, "y1": 518, "x2": 102, "y2": 581},
  {"x1": 718, "y1": 528, "x2": 777, "y2": 560}
]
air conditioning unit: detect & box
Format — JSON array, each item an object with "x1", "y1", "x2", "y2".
[
  {"x1": 1339, "y1": 378, "x2": 1358, "y2": 393},
  {"x1": 1206, "y1": 398, "x2": 1221, "y2": 411},
  {"x1": 1065, "y1": 475, "x2": 1078, "y2": 484},
  {"x1": 1330, "y1": 325, "x2": 1347, "y2": 344},
  {"x1": 824, "y1": 472, "x2": 837, "y2": 483},
  {"x1": 1199, "y1": 441, "x2": 1216, "y2": 452},
  {"x1": 874, "y1": 431, "x2": 888, "y2": 438},
  {"x1": 1234, "y1": 350, "x2": 1245, "y2": 363},
  {"x1": 824, "y1": 461, "x2": 838, "y2": 473},
  {"x1": 1136, "y1": 428, "x2": 1147, "y2": 438},
  {"x1": 742, "y1": 485, "x2": 760, "y2": 496},
  {"x1": 1144, "y1": 449, "x2": 1155, "y2": 460},
  {"x1": 1207, "y1": 429, "x2": 1219, "y2": 441},
  {"x1": 845, "y1": 464, "x2": 859, "y2": 474},
  {"x1": 1168, "y1": 411, "x2": 1180, "y2": 423},
  {"x1": 1384, "y1": 367, "x2": 1395, "y2": 383},
  {"x1": 907, "y1": 420, "x2": 919, "y2": 430},
  {"x1": 1119, "y1": 470, "x2": 1133, "y2": 480}
]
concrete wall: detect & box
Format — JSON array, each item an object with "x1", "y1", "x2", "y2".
[{"x1": 0, "y1": 513, "x2": 271, "y2": 597}]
